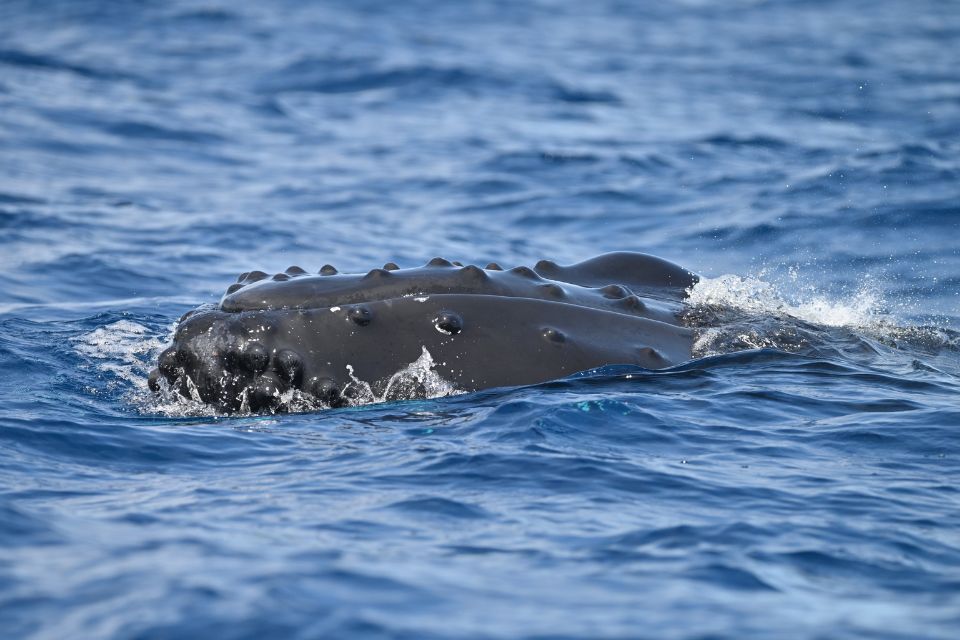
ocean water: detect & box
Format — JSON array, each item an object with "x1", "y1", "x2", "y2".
[{"x1": 1, "y1": 0, "x2": 959, "y2": 637}]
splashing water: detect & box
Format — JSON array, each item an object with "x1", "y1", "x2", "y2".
[
  {"x1": 345, "y1": 346, "x2": 463, "y2": 405},
  {"x1": 73, "y1": 320, "x2": 170, "y2": 389},
  {"x1": 686, "y1": 273, "x2": 884, "y2": 328},
  {"x1": 683, "y1": 272, "x2": 958, "y2": 365}
]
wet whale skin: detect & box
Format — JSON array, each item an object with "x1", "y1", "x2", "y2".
[{"x1": 151, "y1": 252, "x2": 698, "y2": 412}]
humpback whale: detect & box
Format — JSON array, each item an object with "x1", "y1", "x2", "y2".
[{"x1": 150, "y1": 253, "x2": 698, "y2": 412}]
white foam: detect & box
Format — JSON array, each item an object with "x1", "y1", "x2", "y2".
[
  {"x1": 73, "y1": 320, "x2": 168, "y2": 389},
  {"x1": 679, "y1": 269, "x2": 960, "y2": 360},
  {"x1": 686, "y1": 274, "x2": 883, "y2": 328},
  {"x1": 341, "y1": 346, "x2": 462, "y2": 407},
  {"x1": 74, "y1": 319, "x2": 220, "y2": 417}
]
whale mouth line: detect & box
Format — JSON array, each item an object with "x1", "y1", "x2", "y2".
[
  {"x1": 150, "y1": 344, "x2": 461, "y2": 417},
  {"x1": 151, "y1": 253, "x2": 699, "y2": 414}
]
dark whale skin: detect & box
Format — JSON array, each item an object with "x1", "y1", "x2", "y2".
[{"x1": 150, "y1": 253, "x2": 698, "y2": 412}]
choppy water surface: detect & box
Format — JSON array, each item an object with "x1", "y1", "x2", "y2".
[{"x1": 2, "y1": 1, "x2": 959, "y2": 638}]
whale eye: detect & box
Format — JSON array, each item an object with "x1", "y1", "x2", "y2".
[{"x1": 434, "y1": 311, "x2": 463, "y2": 336}]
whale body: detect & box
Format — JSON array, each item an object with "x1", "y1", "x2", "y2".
[{"x1": 150, "y1": 253, "x2": 698, "y2": 412}]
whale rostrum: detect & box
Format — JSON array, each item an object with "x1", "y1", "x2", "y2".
[{"x1": 150, "y1": 253, "x2": 698, "y2": 412}]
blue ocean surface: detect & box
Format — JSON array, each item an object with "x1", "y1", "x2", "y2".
[{"x1": 1, "y1": 1, "x2": 959, "y2": 638}]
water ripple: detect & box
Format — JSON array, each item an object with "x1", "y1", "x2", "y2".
[{"x1": 1, "y1": 0, "x2": 959, "y2": 638}]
